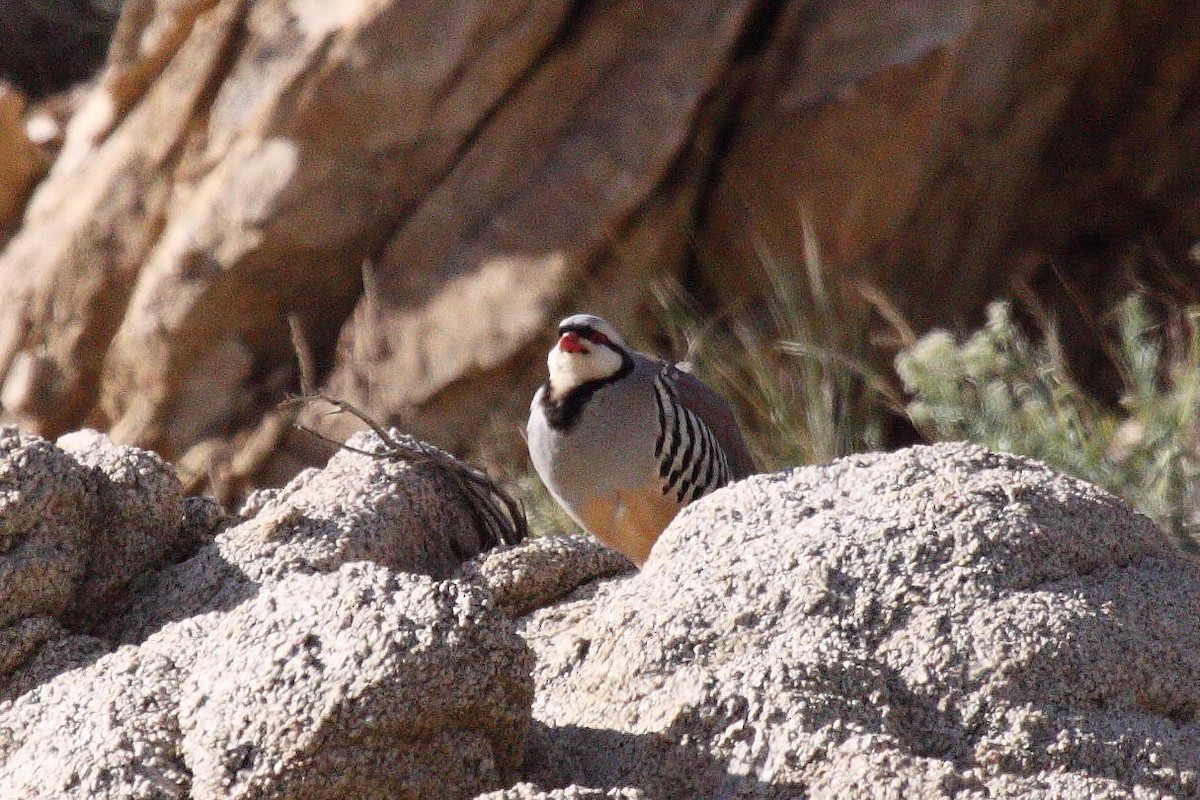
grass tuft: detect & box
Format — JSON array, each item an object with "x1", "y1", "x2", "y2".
[
  {"x1": 655, "y1": 218, "x2": 897, "y2": 472},
  {"x1": 511, "y1": 470, "x2": 580, "y2": 539}
]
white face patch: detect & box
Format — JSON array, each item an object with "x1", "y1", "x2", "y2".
[{"x1": 547, "y1": 340, "x2": 625, "y2": 399}]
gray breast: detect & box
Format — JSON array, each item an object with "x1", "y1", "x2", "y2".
[
  {"x1": 527, "y1": 357, "x2": 662, "y2": 509},
  {"x1": 528, "y1": 355, "x2": 741, "y2": 516}
]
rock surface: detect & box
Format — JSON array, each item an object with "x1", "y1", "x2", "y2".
[
  {"x1": 487, "y1": 443, "x2": 1200, "y2": 799},
  {"x1": 0, "y1": 429, "x2": 1198, "y2": 798},
  {"x1": 476, "y1": 784, "x2": 645, "y2": 800},
  {"x1": 456, "y1": 534, "x2": 633, "y2": 618},
  {"x1": 0, "y1": 427, "x2": 532, "y2": 798},
  {"x1": 56, "y1": 428, "x2": 193, "y2": 627},
  {"x1": 0, "y1": 84, "x2": 46, "y2": 245},
  {"x1": 176, "y1": 564, "x2": 531, "y2": 799},
  {"x1": 2, "y1": 2, "x2": 1199, "y2": 499},
  {"x1": 0, "y1": 426, "x2": 196, "y2": 645},
  {"x1": 104, "y1": 429, "x2": 508, "y2": 644},
  {"x1": 0, "y1": 563, "x2": 532, "y2": 799}
]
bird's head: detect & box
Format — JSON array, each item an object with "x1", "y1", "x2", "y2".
[{"x1": 547, "y1": 314, "x2": 629, "y2": 398}]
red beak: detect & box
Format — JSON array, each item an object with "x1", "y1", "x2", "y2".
[{"x1": 558, "y1": 331, "x2": 588, "y2": 354}]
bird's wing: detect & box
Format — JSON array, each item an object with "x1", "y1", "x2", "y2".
[{"x1": 649, "y1": 356, "x2": 756, "y2": 480}]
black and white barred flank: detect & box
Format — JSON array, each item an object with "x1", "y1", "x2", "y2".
[{"x1": 651, "y1": 369, "x2": 734, "y2": 504}]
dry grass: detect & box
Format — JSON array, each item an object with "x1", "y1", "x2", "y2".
[{"x1": 653, "y1": 218, "x2": 898, "y2": 472}]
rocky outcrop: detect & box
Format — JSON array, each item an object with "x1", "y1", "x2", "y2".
[
  {"x1": 1, "y1": 430, "x2": 1198, "y2": 798},
  {"x1": 475, "y1": 443, "x2": 1200, "y2": 798},
  {"x1": 456, "y1": 533, "x2": 633, "y2": 618},
  {"x1": 2, "y1": 1, "x2": 1199, "y2": 500},
  {"x1": 1, "y1": 563, "x2": 531, "y2": 799},
  {"x1": 477, "y1": 786, "x2": 645, "y2": 800},
  {"x1": 105, "y1": 428, "x2": 513, "y2": 643},
  {"x1": 702, "y1": 1, "x2": 1200, "y2": 369},
  {"x1": 0, "y1": 427, "x2": 532, "y2": 798},
  {"x1": 0, "y1": 426, "x2": 201, "y2": 656}
]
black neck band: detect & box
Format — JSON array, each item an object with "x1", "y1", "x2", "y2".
[{"x1": 540, "y1": 356, "x2": 634, "y2": 432}]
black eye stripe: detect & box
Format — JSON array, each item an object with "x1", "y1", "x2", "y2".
[{"x1": 559, "y1": 324, "x2": 612, "y2": 344}]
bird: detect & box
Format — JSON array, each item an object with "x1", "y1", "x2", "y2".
[{"x1": 527, "y1": 313, "x2": 755, "y2": 566}]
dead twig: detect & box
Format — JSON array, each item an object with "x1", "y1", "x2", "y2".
[
  {"x1": 281, "y1": 392, "x2": 528, "y2": 549},
  {"x1": 286, "y1": 312, "x2": 318, "y2": 397}
]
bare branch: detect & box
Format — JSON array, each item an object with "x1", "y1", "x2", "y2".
[{"x1": 287, "y1": 312, "x2": 318, "y2": 397}]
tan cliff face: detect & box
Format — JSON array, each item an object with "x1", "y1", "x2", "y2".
[{"x1": 1, "y1": 0, "x2": 1199, "y2": 501}]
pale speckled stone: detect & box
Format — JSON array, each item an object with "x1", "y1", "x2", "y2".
[
  {"x1": 0, "y1": 426, "x2": 199, "y2": 688},
  {"x1": 103, "y1": 428, "x2": 495, "y2": 644},
  {"x1": 0, "y1": 427, "x2": 532, "y2": 799},
  {"x1": 0, "y1": 427, "x2": 91, "y2": 628},
  {"x1": 56, "y1": 428, "x2": 190, "y2": 627},
  {"x1": 4, "y1": 431, "x2": 1198, "y2": 799},
  {"x1": 476, "y1": 782, "x2": 646, "y2": 799},
  {"x1": 178, "y1": 564, "x2": 532, "y2": 799},
  {"x1": 457, "y1": 534, "x2": 634, "y2": 618},
  {"x1": 0, "y1": 564, "x2": 531, "y2": 799},
  {"x1": 516, "y1": 443, "x2": 1200, "y2": 799}
]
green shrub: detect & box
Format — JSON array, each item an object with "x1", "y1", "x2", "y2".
[{"x1": 896, "y1": 296, "x2": 1200, "y2": 550}]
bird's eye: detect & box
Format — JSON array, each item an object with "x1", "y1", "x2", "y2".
[{"x1": 589, "y1": 331, "x2": 610, "y2": 345}]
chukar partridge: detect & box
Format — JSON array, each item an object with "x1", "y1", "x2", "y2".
[{"x1": 527, "y1": 313, "x2": 754, "y2": 566}]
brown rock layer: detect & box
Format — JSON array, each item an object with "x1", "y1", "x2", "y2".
[
  {"x1": 0, "y1": 1, "x2": 1198, "y2": 497},
  {"x1": 0, "y1": 84, "x2": 46, "y2": 243}
]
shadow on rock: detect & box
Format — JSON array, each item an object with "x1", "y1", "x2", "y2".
[{"x1": 525, "y1": 722, "x2": 809, "y2": 800}]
